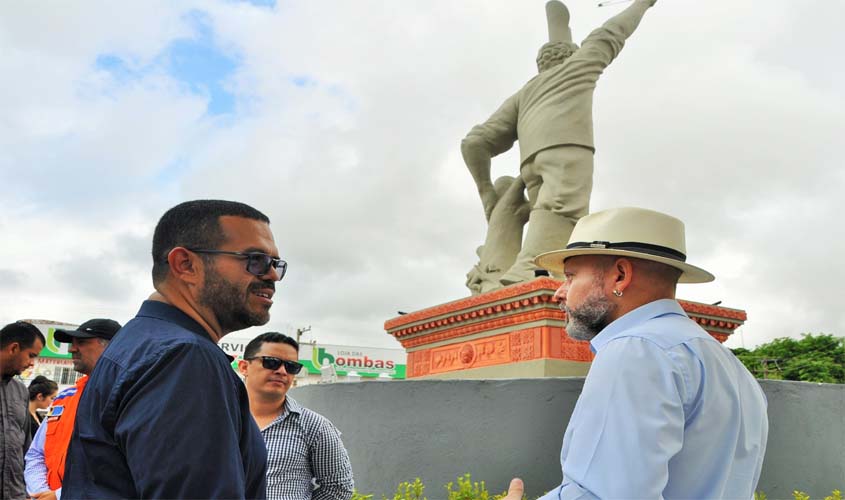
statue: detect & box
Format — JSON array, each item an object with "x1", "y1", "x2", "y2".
[{"x1": 463, "y1": 0, "x2": 657, "y2": 294}]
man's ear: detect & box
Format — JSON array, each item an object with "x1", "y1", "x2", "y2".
[
  {"x1": 237, "y1": 359, "x2": 249, "y2": 377},
  {"x1": 167, "y1": 247, "x2": 203, "y2": 285},
  {"x1": 611, "y1": 258, "x2": 634, "y2": 294},
  {"x1": 5, "y1": 342, "x2": 21, "y2": 355}
]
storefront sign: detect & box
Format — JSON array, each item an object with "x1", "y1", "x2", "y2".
[
  {"x1": 218, "y1": 340, "x2": 407, "y2": 379},
  {"x1": 32, "y1": 322, "x2": 76, "y2": 359}
]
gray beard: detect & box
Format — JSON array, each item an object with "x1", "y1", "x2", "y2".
[{"x1": 563, "y1": 290, "x2": 617, "y2": 341}]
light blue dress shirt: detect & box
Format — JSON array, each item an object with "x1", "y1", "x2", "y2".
[
  {"x1": 24, "y1": 418, "x2": 56, "y2": 498},
  {"x1": 24, "y1": 384, "x2": 79, "y2": 500},
  {"x1": 540, "y1": 299, "x2": 768, "y2": 499}
]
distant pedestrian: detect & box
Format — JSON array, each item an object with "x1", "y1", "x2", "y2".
[
  {"x1": 27, "y1": 376, "x2": 58, "y2": 438},
  {"x1": 1, "y1": 321, "x2": 45, "y2": 500}
]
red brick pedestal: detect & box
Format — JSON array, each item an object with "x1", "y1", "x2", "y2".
[{"x1": 385, "y1": 277, "x2": 747, "y2": 379}]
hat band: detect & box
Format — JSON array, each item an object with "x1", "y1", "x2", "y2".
[{"x1": 566, "y1": 240, "x2": 687, "y2": 262}]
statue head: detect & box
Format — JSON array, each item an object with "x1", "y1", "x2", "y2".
[{"x1": 536, "y1": 41, "x2": 579, "y2": 72}]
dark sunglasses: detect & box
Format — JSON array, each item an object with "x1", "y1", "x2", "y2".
[
  {"x1": 245, "y1": 356, "x2": 303, "y2": 374},
  {"x1": 187, "y1": 249, "x2": 287, "y2": 281}
]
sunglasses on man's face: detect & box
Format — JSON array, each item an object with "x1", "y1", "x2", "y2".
[
  {"x1": 245, "y1": 356, "x2": 303, "y2": 375},
  {"x1": 186, "y1": 249, "x2": 287, "y2": 281}
]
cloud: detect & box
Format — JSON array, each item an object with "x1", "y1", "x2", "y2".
[
  {"x1": 1, "y1": 0, "x2": 843, "y2": 350},
  {"x1": 0, "y1": 269, "x2": 25, "y2": 289}
]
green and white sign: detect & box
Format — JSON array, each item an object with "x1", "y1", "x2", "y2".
[
  {"x1": 33, "y1": 322, "x2": 76, "y2": 359},
  {"x1": 219, "y1": 339, "x2": 406, "y2": 379},
  {"x1": 304, "y1": 345, "x2": 406, "y2": 379}
]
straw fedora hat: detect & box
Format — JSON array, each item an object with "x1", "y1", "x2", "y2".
[{"x1": 534, "y1": 207, "x2": 715, "y2": 284}]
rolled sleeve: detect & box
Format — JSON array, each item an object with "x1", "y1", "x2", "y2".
[{"x1": 463, "y1": 94, "x2": 519, "y2": 157}]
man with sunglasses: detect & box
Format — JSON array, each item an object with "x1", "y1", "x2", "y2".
[
  {"x1": 239, "y1": 332, "x2": 353, "y2": 500},
  {"x1": 63, "y1": 200, "x2": 286, "y2": 500}
]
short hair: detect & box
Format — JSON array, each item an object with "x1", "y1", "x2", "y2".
[
  {"x1": 536, "y1": 41, "x2": 579, "y2": 72},
  {"x1": 589, "y1": 255, "x2": 682, "y2": 289},
  {"x1": 151, "y1": 200, "x2": 270, "y2": 284},
  {"x1": 632, "y1": 258, "x2": 683, "y2": 287},
  {"x1": 244, "y1": 331, "x2": 300, "y2": 359},
  {"x1": 28, "y1": 375, "x2": 58, "y2": 401},
  {"x1": 0, "y1": 321, "x2": 46, "y2": 350}
]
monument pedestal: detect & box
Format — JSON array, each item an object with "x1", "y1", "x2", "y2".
[{"x1": 385, "y1": 277, "x2": 747, "y2": 379}]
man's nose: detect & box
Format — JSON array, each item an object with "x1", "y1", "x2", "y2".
[{"x1": 553, "y1": 283, "x2": 568, "y2": 304}]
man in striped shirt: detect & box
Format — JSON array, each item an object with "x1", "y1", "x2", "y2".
[{"x1": 239, "y1": 332, "x2": 353, "y2": 500}]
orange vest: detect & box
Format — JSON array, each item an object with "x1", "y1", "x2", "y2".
[{"x1": 44, "y1": 375, "x2": 88, "y2": 490}]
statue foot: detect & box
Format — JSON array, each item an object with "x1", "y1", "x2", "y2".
[{"x1": 499, "y1": 268, "x2": 535, "y2": 286}]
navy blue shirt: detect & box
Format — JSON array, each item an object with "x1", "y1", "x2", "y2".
[{"x1": 62, "y1": 300, "x2": 267, "y2": 499}]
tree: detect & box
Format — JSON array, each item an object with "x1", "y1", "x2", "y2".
[{"x1": 731, "y1": 333, "x2": 845, "y2": 384}]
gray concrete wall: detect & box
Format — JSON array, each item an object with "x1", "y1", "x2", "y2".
[{"x1": 290, "y1": 379, "x2": 844, "y2": 499}]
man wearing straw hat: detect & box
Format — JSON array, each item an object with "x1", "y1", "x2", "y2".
[
  {"x1": 500, "y1": 207, "x2": 769, "y2": 499},
  {"x1": 463, "y1": 0, "x2": 657, "y2": 289}
]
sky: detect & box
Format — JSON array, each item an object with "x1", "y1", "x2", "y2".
[{"x1": 1, "y1": 0, "x2": 842, "y2": 351}]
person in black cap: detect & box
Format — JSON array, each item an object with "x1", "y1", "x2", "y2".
[{"x1": 24, "y1": 319, "x2": 121, "y2": 500}]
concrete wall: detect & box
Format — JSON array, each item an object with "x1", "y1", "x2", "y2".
[{"x1": 290, "y1": 378, "x2": 844, "y2": 499}]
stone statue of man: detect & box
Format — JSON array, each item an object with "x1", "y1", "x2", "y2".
[{"x1": 463, "y1": 0, "x2": 657, "y2": 291}]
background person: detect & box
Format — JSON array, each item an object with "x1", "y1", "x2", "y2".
[
  {"x1": 62, "y1": 200, "x2": 286, "y2": 499},
  {"x1": 27, "y1": 377, "x2": 57, "y2": 439},
  {"x1": 239, "y1": 332, "x2": 354, "y2": 500},
  {"x1": 1, "y1": 321, "x2": 45, "y2": 500},
  {"x1": 24, "y1": 318, "x2": 121, "y2": 500}
]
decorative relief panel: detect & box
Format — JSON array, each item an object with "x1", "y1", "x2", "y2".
[
  {"x1": 430, "y1": 346, "x2": 462, "y2": 373},
  {"x1": 409, "y1": 350, "x2": 432, "y2": 377},
  {"x1": 509, "y1": 329, "x2": 541, "y2": 361},
  {"x1": 474, "y1": 338, "x2": 508, "y2": 366}
]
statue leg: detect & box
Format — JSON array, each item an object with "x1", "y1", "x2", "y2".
[{"x1": 499, "y1": 146, "x2": 593, "y2": 285}]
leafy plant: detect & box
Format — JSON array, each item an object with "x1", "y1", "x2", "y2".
[
  {"x1": 758, "y1": 490, "x2": 843, "y2": 500},
  {"x1": 352, "y1": 490, "x2": 374, "y2": 500},
  {"x1": 384, "y1": 477, "x2": 426, "y2": 500},
  {"x1": 732, "y1": 333, "x2": 845, "y2": 383},
  {"x1": 445, "y1": 473, "x2": 522, "y2": 500}
]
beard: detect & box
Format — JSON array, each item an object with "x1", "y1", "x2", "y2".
[
  {"x1": 563, "y1": 288, "x2": 617, "y2": 341},
  {"x1": 199, "y1": 265, "x2": 272, "y2": 333}
]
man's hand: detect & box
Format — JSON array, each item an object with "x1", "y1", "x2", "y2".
[
  {"x1": 501, "y1": 478, "x2": 525, "y2": 500},
  {"x1": 30, "y1": 490, "x2": 57, "y2": 500}
]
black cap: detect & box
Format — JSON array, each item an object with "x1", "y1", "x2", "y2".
[{"x1": 54, "y1": 318, "x2": 122, "y2": 343}]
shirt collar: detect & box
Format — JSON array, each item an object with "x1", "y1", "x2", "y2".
[
  {"x1": 284, "y1": 396, "x2": 303, "y2": 416},
  {"x1": 267, "y1": 396, "x2": 303, "y2": 428},
  {"x1": 589, "y1": 299, "x2": 687, "y2": 353},
  {"x1": 136, "y1": 300, "x2": 216, "y2": 343}
]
